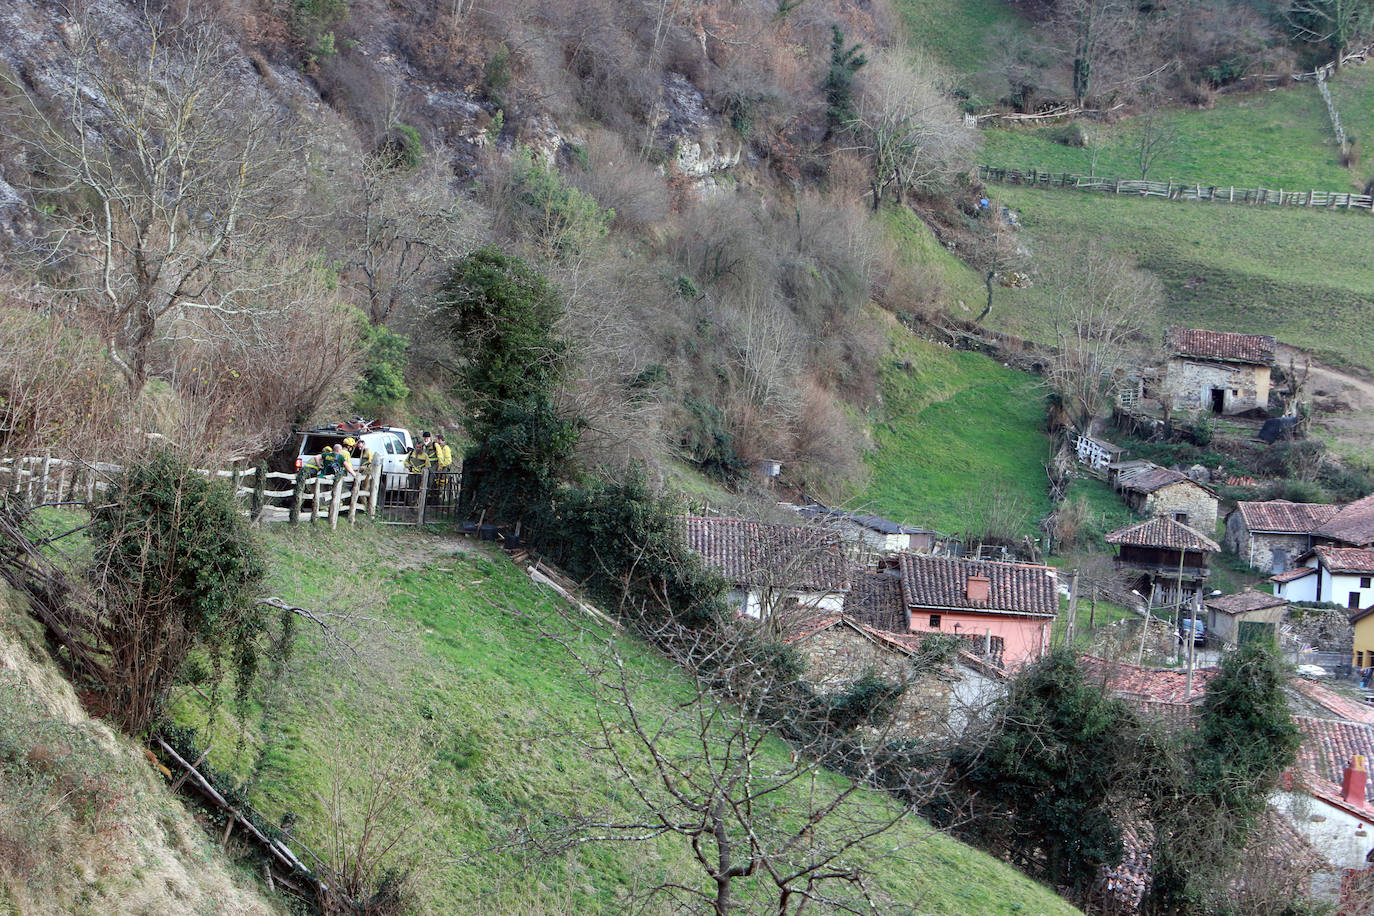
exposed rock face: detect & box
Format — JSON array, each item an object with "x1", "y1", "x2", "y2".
[{"x1": 655, "y1": 72, "x2": 740, "y2": 192}]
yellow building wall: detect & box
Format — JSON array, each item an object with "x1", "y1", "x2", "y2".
[{"x1": 1354, "y1": 615, "x2": 1374, "y2": 669}]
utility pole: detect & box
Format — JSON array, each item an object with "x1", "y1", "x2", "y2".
[
  {"x1": 1064, "y1": 569, "x2": 1080, "y2": 648},
  {"x1": 1186, "y1": 590, "x2": 1200, "y2": 699}
]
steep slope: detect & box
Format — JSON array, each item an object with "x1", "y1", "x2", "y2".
[
  {"x1": 0, "y1": 589, "x2": 284, "y2": 915},
  {"x1": 168, "y1": 522, "x2": 1083, "y2": 915}
]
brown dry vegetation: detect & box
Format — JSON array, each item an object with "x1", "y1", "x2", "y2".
[{"x1": 0, "y1": 589, "x2": 284, "y2": 915}]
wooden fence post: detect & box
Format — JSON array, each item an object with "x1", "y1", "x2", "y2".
[
  {"x1": 416, "y1": 468, "x2": 430, "y2": 526},
  {"x1": 310, "y1": 476, "x2": 323, "y2": 522},
  {"x1": 368, "y1": 464, "x2": 382, "y2": 518},
  {"x1": 252, "y1": 463, "x2": 266, "y2": 517},
  {"x1": 348, "y1": 474, "x2": 361, "y2": 525},
  {"x1": 85, "y1": 465, "x2": 96, "y2": 503},
  {"x1": 328, "y1": 475, "x2": 344, "y2": 530},
  {"x1": 37, "y1": 456, "x2": 51, "y2": 504},
  {"x1": 54, "y1": 462, "x2": 69, "y2": 503},
  {"x1": 289, "y1": 472, "x2": 306, "y2": 525}
]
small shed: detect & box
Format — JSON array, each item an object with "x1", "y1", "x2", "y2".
[
  {"x1": 1075, "y1": 434, "x2": 1124, "y2": 472},
  {"x1": 1115, "y1": 464, "x2": 1220, "y2": 533},
  {"x1": 1161, "y1": 327, "x2": 1276, "y2": 415},
  {"x1": 1204, "y1": 588, "x2": 1287, "y2": 646}
]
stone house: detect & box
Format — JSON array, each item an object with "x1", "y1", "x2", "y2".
[
  {"x1": 684, "y1": 516, "x2": 850, "y2": 623},
  {"x1": 1105, "y1": 516, "x2": 1221, "y2": 608},
  {"x1": 1203, "y1": 588, "x2": 1287, "y2": 646},
  {"x1": 785, "y1": 613, "x2": 1003, "y2": 738},
  {"x1": 1160, "y1": 327, "x2": 1276, "y2": 415},
  {"x1": 1225, "y1": 500, "x2": 1339, "y2": 574},
  {"x1": 1115, "y1": 464, "x2": 1220, "y2": 533},
  {"x1": 891, "y1": 554, "x2": 1060, "y2": 668}
]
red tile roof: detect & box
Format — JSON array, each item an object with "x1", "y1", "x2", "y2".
[
  {"x1": 1118, "y1": 466, "x2": 1211, "y2": 496},
  {"x1": 684, "y1": 516, "x2": 851, "y2": 592},
  {"x1": 895, "y1": 554, "x2": 1059, "y2": 617},
  {"x1": 1204, "y1": 589, "x2": 1287, "y2": 615},
  {"x1": 1294, "y1": 716, "x2": 1374, "y2": 814},
  {"x1": 1080, "y1": 656, "x2": 1215, "y2": 705},
  {"x1": 1105, "y1": 517, "x2": 1221, "y2": 552},
  {"x1": 1235, "y1": 500, "x2": 1339, "y2": 535},
  {"x1": 1292, "y1": 680, "x2": 1374, "y2": 727},
  {"x1": 842, "y1": 570, "x2": 908, "y2": 631},
  {"x1": 1314, "y1": 545, "x2": 1374, "y2": 575},
  {"x1": 1166, "y1": 327, "x2": 1276, "y2": 366},
  {"x1": 1315, "y1": 494, "x2": 1374, "y2": 548},
  {"x1": 1270, "y1": 566, "x2": 1316, "y2": 584}
]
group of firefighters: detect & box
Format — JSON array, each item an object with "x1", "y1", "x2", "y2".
[{"x1": 303, "y1": 430, "x2": 454, "y2": 480}]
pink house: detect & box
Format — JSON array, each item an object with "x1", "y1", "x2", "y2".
[{"x1": 891, "y1": 554, "x2": 1060, "y2": 668}]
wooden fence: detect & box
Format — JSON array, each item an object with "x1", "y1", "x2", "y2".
[
  {"x1": 0, "y1": 455, "x2": 391, "y2": 530},
  {"x1": 978, "y1": 165, "x2": 1374, "y2": 211}
]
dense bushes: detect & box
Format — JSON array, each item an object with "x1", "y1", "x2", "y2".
[{"x1": 88, "y1": 452, "x2": 270, "y2": 733}]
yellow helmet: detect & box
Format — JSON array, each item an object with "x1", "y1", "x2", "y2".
[
  {"x1": 322, "y1": 445, "x2": 333, "y2": 453},
  {"x1": 343, "y1": 437, "x2": 357, "y2": 447}
]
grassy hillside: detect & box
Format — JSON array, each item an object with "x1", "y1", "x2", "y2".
[
  {"x1": 894, "y1": 0, "x2": 1031, "y2": 84},
  {"x1": 0, "y1": 587, "x2": 284, "y2": 916},
  {"x1": 981, "y1": 65, "x2": 1374, "y2": 189},
  {"x1": 168, "y1": 522, "x2": 1082, "y2": 916},
  {"x1": 986, "y1": 185, "x2": 1374, "y2": 371},
  {"x1": 859, "y1": 322, "x2": 1051, "y2": 536}
]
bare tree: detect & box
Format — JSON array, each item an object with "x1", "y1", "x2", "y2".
[
  {"x1": 525, "y1": 613, "x2": 934, "y2": 915},
  {"x1": 1044, "y1": 244, "x2": 1161, "y2": 431},
  {"x1": 844, "y1": 50, "x2": 976, "y2": 210},
  {"x1": 1133, "y1": 90, "x2": 1180, "y2": 181},
  {"x1": 1, "y1": 11, "x2": 305, "y2": 394},
  {"x1": 1287, "y1": 0, "x2": 1374, "y2": 68}
]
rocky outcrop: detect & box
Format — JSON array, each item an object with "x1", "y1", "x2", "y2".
[{"x1": 655, "y1": 72, "x2": 740, "y2": 192}]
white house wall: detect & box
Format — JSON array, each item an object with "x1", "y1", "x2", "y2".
[
  {"x1": 1272, "y1": 791, "x2": 1374, "y2": 899},
  {"x1": 1277, "y1": 572, "x2": 1320, "y2": 604}
]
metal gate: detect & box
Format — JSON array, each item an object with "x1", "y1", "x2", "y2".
[{"x1": 377, "y1": 469, "x2": 461, "y2": 525}]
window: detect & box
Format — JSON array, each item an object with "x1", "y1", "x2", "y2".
[
  {"x1": 1174, "y1": 512, "x2": 1189, "y2": 524},
  {"x1": 929, "y1": 614, "x2": 942, "y2": 629},
  {"x1": 1350, "y1": 592, "x2": 1362, "y2": 610},
  {"x1": 1362, "y1": 577, "x2": 1371, "y2": 589},
  {"x1": 1358, "y1": 650, "x2": 1366, "y2": 667}
]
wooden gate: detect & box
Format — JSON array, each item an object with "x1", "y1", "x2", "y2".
[{"x1": 377, "y1": 469, "x2": 461, "y2": 526}]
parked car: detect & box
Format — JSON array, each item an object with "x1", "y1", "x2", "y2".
[
  {"x1": 294, "y1": 423, "x2": 414, "y2": 484},
  {"x1": 1178, "y1": 618, "x2": 1206, "y2": 646}
]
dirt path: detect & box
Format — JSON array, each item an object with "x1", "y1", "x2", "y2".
[{"x1": 1277, "y1": 343, "x2": 1374, "y2": 460}]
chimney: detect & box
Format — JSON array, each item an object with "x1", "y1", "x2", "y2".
[
  {"x1": 1343, "y1": 755, "x2": 1368, "y2": 808},
  {"x1": 967, "y1": 574, "x2": 991, "y2": 603}
]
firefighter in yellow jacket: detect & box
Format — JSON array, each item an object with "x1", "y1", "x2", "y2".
[
  {"x1": 434, "y1": 434, "x2": 454, "y2": 471},
  {"x1": 405, "y1": 431, "x2": 439, "y2": 473}
]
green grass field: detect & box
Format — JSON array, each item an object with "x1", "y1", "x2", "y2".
[
  {"x1": 858, "y1": 323, "x2": 1051, "y2": 536},
  {"x1": 985, "y1": 185, "x2": 1374, "y2": 372},
  {"x1": 980, "y1": 58, "x2": 1374, "y2": 189},
  {"x1": 170, "y1": 521, "x2": 1081, "y2": 916},
  {"x1": 893, "y1": 0, "x2": 1031, "y2": 92}
]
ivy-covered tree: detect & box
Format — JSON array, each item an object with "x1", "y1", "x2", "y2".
[
  {"x1": 1146, "y1": 642, "x2": 1301, "y2": 913},
  {"x1": 89, "y1": 451, "x2": 269, "y2": 733},
  {"x1": 438, "y1": 246, "x2": 568, "y2": 441},
  {"x1": 950, "y1": 649, "x2": 1140, "y2": 901}
]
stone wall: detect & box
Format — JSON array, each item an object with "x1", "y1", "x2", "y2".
[
  {"x1": 795, "y1": 625, "x2": 953, "y2": 737},
  {"x1": 1222, "y1": 517, "x2": 1310, "y2": 574},
  {"x1": 1163, "y1": 358, "x2": 1270, "y2": 415},
  {"x1": 1141, "y1": 482, "x2": 1219, "y2": 533},
  {"x1": 1286, "y1": 607, "x2": 1355, "y2": 653}
]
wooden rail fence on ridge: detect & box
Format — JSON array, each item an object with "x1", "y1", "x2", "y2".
[
  {"x1": 0, "y1": 455, "x2": 390, "y2": 529},
  {"x1": 979, "y1": 165, "x2": 1374, "y2": 212}
]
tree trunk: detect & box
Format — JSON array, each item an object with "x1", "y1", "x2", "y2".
[{"x1": 976, "y1": 271, "x2": 995, "y2": 323}]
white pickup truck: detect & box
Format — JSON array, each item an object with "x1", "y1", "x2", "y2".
[{"x1": 294, "y1": 424, "x2": 414, "y2": 482}]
